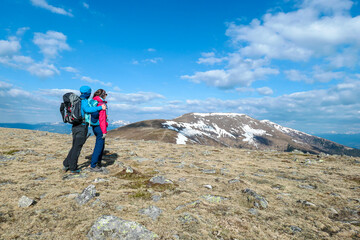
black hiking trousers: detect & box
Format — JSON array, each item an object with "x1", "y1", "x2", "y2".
[{"x1": 63, "y1": 124, "x2": 88, "y2": 171}]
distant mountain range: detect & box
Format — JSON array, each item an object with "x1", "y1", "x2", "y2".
[
  {"x1": 0, "y1": 121, "x2": 129, "y2": 135},
  {"x1": 108, "y1": 113, "x2": 360, "y2": 157}
]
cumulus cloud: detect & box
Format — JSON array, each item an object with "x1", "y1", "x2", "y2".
[
  {"x1": 0, "y1": 38, "x2": 21, "y2": 56},
  {"x1": 62, "y1": 66, "x2": 79, "y2": 73},
  {"x1": 30, "y1": 0, "x2": 73, "y2": 17},
  {"x1": 27, "y1": 62, "x2": 60, "y2": 78},
  {"x1": 80, "y1": 76, "x2": 112, "y2": 87},
  {"x1": 256, "y1": 87, "x2": 273, "y2": 95},
  {"x1": 108, "y1": 91, "x2": 165, "y2": 104},
  {"x1": 83, "y1": 2, "x2": 89, "y2": 9},
  {"x1": 182, "y1": 55, "x2": 279, "y2": 89},
  {"x1": 183, "y1": 0, "x2": 360, "y2": 89},
  {"x1": 33, "y1": 31, "x2": 71, "y2": 59}
]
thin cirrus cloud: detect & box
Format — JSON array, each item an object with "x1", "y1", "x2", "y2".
[
  {"x1": 183, "y1": 0, "x2": 360, "y2": 89},
  {"x1": 30, "y1": 0, "x2": 73, "y2": 17}
]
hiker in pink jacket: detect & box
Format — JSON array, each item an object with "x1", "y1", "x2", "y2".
[{"x1": 89, "y1": 89, "x2": 108, "y2": 172}]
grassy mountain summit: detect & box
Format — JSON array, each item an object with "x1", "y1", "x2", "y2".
[
  {"x1": 108, "y1": 113, "x2": 360, "y2": 157},
  {"x1": 0, "y1": 127, "x2": 359, "y2": 239}
]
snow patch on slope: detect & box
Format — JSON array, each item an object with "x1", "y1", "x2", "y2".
[
  {"x1": 241, "y1": 125, "x2": 267, "y2": 147},
  {"x1": 261, "y1": 120, "x2": 311, "y2": 137}
]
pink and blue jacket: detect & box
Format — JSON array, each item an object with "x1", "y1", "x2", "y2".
[{"x1": 93, "y1": 96, "x2": 108, "y2": 134}]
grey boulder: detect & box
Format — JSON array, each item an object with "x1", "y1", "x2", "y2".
[{"x1": 87, "y1": 215, "x2": 158, "y2": 240}]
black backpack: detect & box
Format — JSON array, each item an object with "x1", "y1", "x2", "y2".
[{"x1": 60, "y1": 92, "x2": 83, "y2": 124}]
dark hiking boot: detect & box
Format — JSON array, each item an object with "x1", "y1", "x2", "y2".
[
  {"x1": 63, "y1": 166, "x2": 70, "y2": 172},
  {"x1": 90, "y1": 166, "x2": 103, "y2": 172},
  {"x1": 70, "y1": 169, "x2": 81, "y2": 174}
]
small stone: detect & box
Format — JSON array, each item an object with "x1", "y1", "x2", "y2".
[
  {"x1": 62, "y1": 173, "x2": 88, "y2": 180},
  {"x1": 150, "y1": 176, "x2": 173, "y2": 185},
  {"x1": 204, "y1": 185, "x2": 213, "y2": 189},
  {"x1": 152, "y1": 194, "x2": 161, "y2": 202},
  {"x1": 178, "y1": 178, "x2": 186, "y2": 182},
  {"x1": 114, "y1": 161, "x2": 125, "y2": 168},
  {"x1": 290, "y1": 226, "x2": 302, "y2": 234},
  {"x1": 228, "y1": 179, "x2": 240, "y2": 184},
  {"x1": 202, "y1": 195, "x2": 228, "y2": 203},
  {"x1": 100, "y1": 167, "x2": 109, "y2": 175},
  {"x1": 125, "y1": 166, "x2": 134, "y2": 173},
  {"x1": 87, "y1": 215, "x2": 158, "y2": 240},
  {"x1": 75, "y1": 185, "x2": 96, "y2": 205},
  {"x1": 34, "y1": 177, "x2": 46, "y2": 181},
  {"x1": 132, "y1": 157, "x2": 150, "y2": 163},
  {"x1": 298, "y1": 184, "x2": 316, "y2": 190},
  {"x1": 243, "y1": 189, "x2": 268, "y2": 209},
  {"x1": 220, "y1": 168, "x2": 229, "y2": 175},
  {"x1": 248, "y1": 208, "x2": 258, "y2": 215},
  {"x1": 91, "y1": 199, "x2": 107, "y2": 208},
  {"x1": 139, "y1": 206, "x2": 163, "y2": 221},
  {"x1": 201, "y1": 169, "x2": 216, "y2": 174},
  {"x1": 297, "y1": 200, "x2": 316, "y2": 207},
  {"x1": 18, "y1": 196, "x2": 35, "y2": 208},
  {"x1": 93, "y1": 178, "x2": 107, "y2": 183},
  {"x1": 179, "y1": 213, "x2": 199, "y2": 224}
]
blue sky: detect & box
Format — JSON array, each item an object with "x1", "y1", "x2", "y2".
[{"x1": 1, "y1": 0, "x2": 360, "y2": 134}]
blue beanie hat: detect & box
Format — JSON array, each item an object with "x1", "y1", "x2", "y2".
[{"x1": 80, "y1": 86, "x2": 91, "y2": 99}]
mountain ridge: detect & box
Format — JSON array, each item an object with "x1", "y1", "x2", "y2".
[{"x1": 108, "y1": 113, "x2": 360, "y2": 157}]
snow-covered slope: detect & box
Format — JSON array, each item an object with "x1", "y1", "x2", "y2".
[{"x1": 108, "y1": 113, "x2": 360, "y2": 156}]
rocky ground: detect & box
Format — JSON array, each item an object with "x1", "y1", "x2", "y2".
[{"x1": 0, "y1": 127, "x2": 359, "y2": 240}]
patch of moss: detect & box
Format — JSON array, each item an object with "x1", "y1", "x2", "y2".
[
  {"x1": 147, "y1": 181, "x2": 177, "y2": 192},
  {"x1": 125, "y1": 180, "x2": 147, "y2": 189},
  {"x1": 130, "y1": 190, "x2": 151, "y2": 200},
  {"x1": 2, "y1": 149, "x2": 20, "y2": 155}
]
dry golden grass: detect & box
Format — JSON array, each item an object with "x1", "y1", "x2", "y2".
[{"x1": 0, "y1": 127, "x2": 359, "y2": 239}]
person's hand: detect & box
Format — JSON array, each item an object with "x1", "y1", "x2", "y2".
[
  {"x1": 101, "y1": 104, "x2": 106, "y2": 110},
  {"x1": 102, "y1": 134, "x2": 106, "y2": 139}
]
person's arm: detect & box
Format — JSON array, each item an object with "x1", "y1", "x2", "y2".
[
  {"x1": 99, "y1": 109, "x2": 107, "y2": 134},
  {"x1": 82, "y1": 100, "x2": 103, "y2": 113}
]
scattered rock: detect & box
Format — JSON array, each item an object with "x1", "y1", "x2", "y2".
[
  {"x1": 0, "y1": 155, "x2": 16, "y2": 162},
  {"x1": 178, "y1": 178, "x2": 186, "y2": 182},
  {"x1": 125, "y1": 166, "x2": 134, "y2": 173},
  {"x1": 202, "y1": 195, "x2": 228, "y2": 203},
  {"x1": 175, "y1": 200, "x2": 201, "y2": 211},
  {"x1": 203, "y1": 185, "x2": 213, "y2": 189},
  {"x1": 243, "y1": 189, "x2": 268, "y2": 209},
  {"x1": 62, "y1": 173, "x2": 88, "y2": 180},
  {"x1": 34, "y1": 177, "x2": 46, "y2": 181},
  {"x1": 297, "y1": 200, "x2": 316, "y2": 207},
  {"x1": 298, "y1": 184, "x2": 317, "y2": 190},
  {"x1": 75, "y1": 185, "x2": 96, "y2": 205},
  {"x1": 91, "y1": 199, "x2": 107, "y2": 208},
  {"x1": 202, "y1": 150, "x2": 211, "y2": 156},
  {"x1": 132, "y1": 157, "x2": 150, "y2": 163},
  {"x1": 290, "y1": 226, "x2": 302, "y2": 234},
  {"x1": 114, "y1": 161, "x2": 125, "y2": 168},
  {"x1": 100, "y1": 167, "x2": 109, "y2": 175},
  {"x1": 220, "y1": 168, "x2": 229, "y2": 175},
  {"x1": 149, "y1": 176, "x2": 173, "y2": 185},
  {"x1": 87, "y1": 215, "x2": 158, "y2": 240},
  {"x1": 139, "y1": 206, "x2": 163, "y2": 221},
  {"x1": 201, "y1": 169, "x2": 216, "y2": 174},
  {"x1": 152, "y1": 194, "x2": 161, "y2": 202},
  {"x1": 178, "y1": 213, "x2": 199, "y2": 224},
  {"x1": 248, "y1": 208, "x2": 258, "y2": 215},
  {"x1": 93, "y1": 178, "x2": 107, "y2": 183},
  {"x1": 228, "y1": 179, "x2": 240, "y2": 184},
  {"x1": 18, "y1": 196, "x2": 35, "y2": 208},
  {"x1": 115, "y1": 205, "x2": 124, "y2": 211}
]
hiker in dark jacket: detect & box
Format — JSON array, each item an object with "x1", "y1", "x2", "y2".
[{"x1": 63, "y1": 86, "x2": 106, "y2": 174}]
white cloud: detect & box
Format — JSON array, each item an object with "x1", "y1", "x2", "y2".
[
  {"x1": 62, "y1": 66, "x2": 79, "y2": 73},
  {"x1": 144, "y1": 57, "x2": 163, "y2": 64},
  {"x1": 0, "y1": 39, "x2": 21, "y2": 56},
  {"x1": 256, "y1": 87, "x2": 273, "y2": 95},
  {"x1": 33, "y1": 31, "x2": 71, "y2": 59},
  {"x1": 0, "y1": 81, "x2": 13, "y2": 90},
  {"x1": 108, "y1": 91, "x2": 165, "y2": 104},
  {"x1": 147, "y1": 48, "x2": 156, "y2": 52},
  {"x1": 39, "y1": 88, "x2": 79, "y2": 97},
  {"x1": 27, "y1": 62, "x2": 60, "y2": 78},
  {"x1": 30, "y1": 0, "x2": 73, "y2": 17},
  {"x1": 184, "y1": 0, "x2": 360, "y2": 89},
  {"x1": 16, "y1": 27, "x2": 30, "y2": 36},
  {"x1": 83, "y1": 2, "x2": 89, "y2": 9},
  {"x1": 182, "y1": 55, "x2": 279, "y2": 89},
  {"x1": 81, "y1": 76, "x2": 112, "y2": 87}
]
